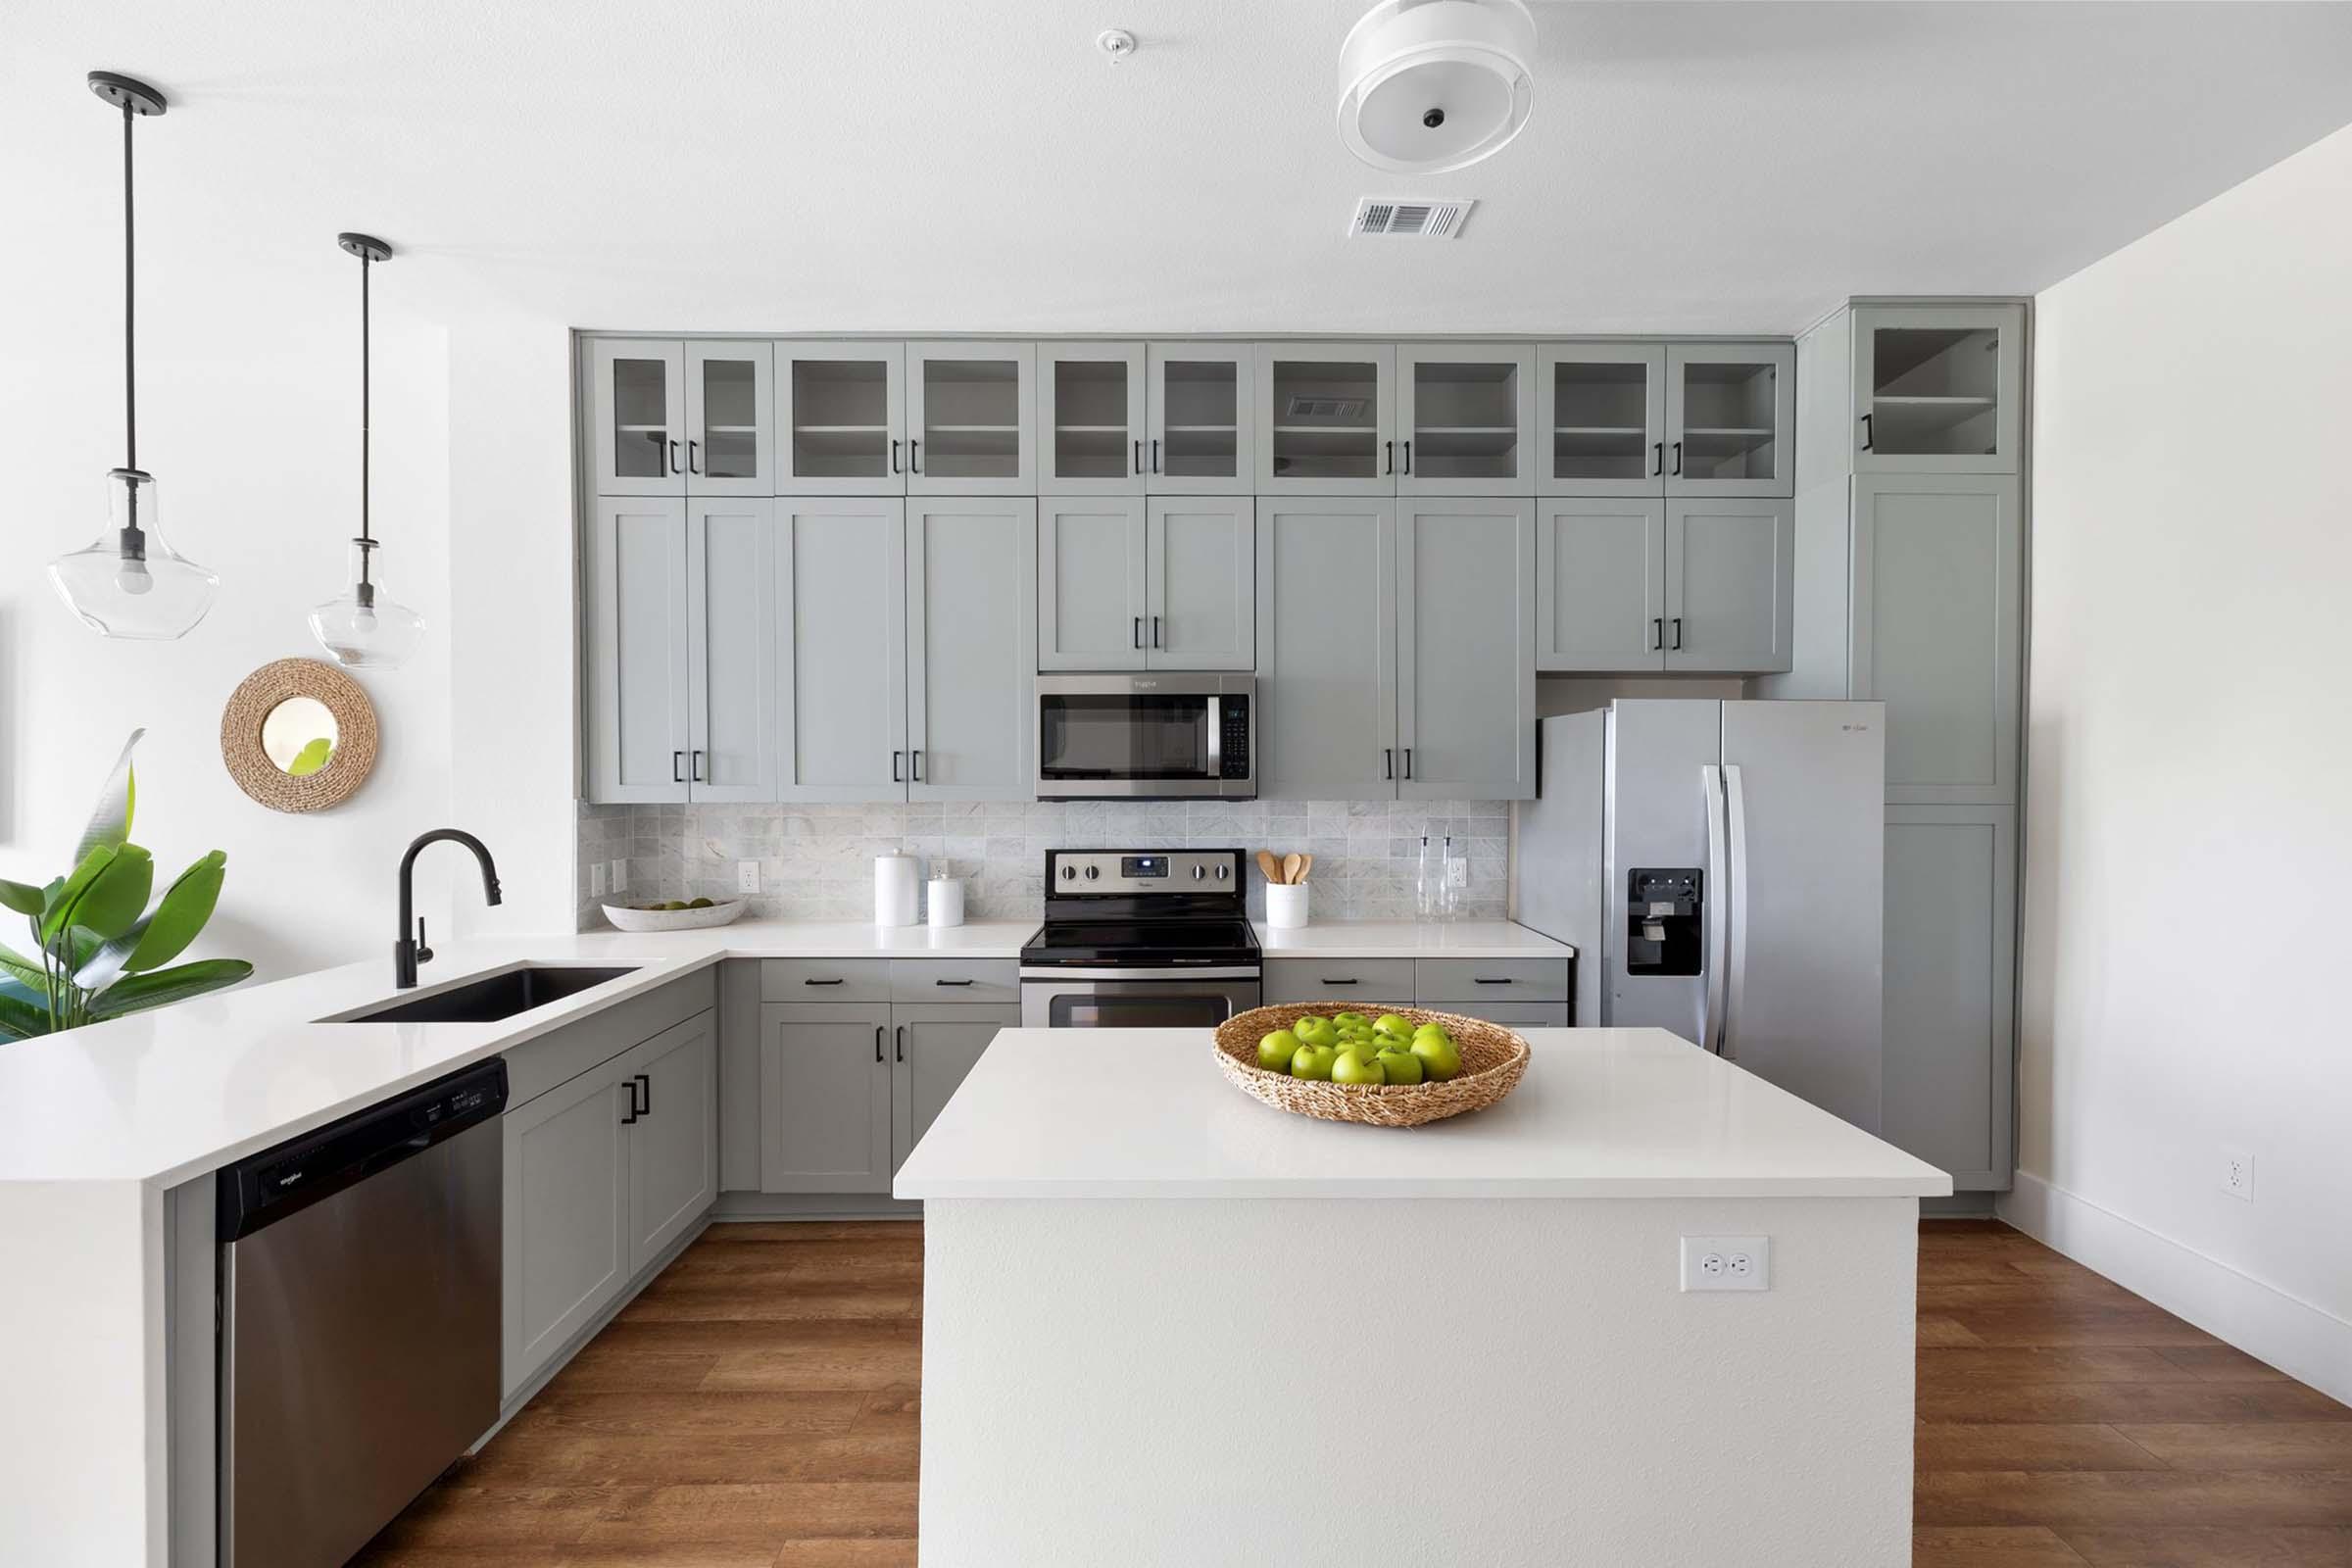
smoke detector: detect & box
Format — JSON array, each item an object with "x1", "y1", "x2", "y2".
[{"x1": 1338, "y1": 0, "x2": 1535, "y2": 174}]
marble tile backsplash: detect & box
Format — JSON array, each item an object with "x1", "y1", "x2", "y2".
[{"x1": 576, "y1": 800, "x2": 1509, "y2": 930}]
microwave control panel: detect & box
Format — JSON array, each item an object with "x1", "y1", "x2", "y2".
[{"x1": 1219, "y1": 697, "x2": 1251, "y2": 779}]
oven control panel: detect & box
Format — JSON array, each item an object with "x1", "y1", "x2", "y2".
[{"x1": 1049, "y1": 850, "x2": 1239, "y2": 894}]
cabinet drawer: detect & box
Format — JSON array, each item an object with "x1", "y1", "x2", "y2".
[
  {"x1": 890, "y1": 958, "x2": 1020, "y2": 1005},
  {"x1": 1427, "y1": 1001, "x2": 1569, "y2": 1028},
  {"x1": 506, "y1": 970, "x2": 716, "y2": 1107},
  {"x1": 760, "y1": 958, "x2": 891, "y2": 1003},
  {"x1": 1416, "y1": 958, "x2": 1570, "y2": 1003},
  {"x1": 1262, "y1": 957, "x2": 1417, "y2": 1004}
]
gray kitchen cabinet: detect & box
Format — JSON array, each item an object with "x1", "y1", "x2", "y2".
[
  {"x1": 501, "y1": 1053, "x2": 633, "y2": 1396},
  {"x1": 1397, "y1": 343, "x2": 1537, "y2": 498},
  {"x1": 1038, "y1": 499, "x2": 1148, "y2": 670},
  {"x1": 1664, "y1": 497, "x2": 1794, "y2": 673},
  {"x1": 1537, "y1": 343, "x2": 1666, "y2": 498},
  {"x1": 1261, "y1": 956, "x2": 1417, "y2": 1004},
  {"x1": 776, "y1": 497, "x2": 908, "y2": 802},
  {"x1": 1431, "y1": 1001, "x2": 1570, "y2": 1027},
  {"x1": 1041, "y1": 343, "x2": 1147, "y2": 495},
  {"x1": 1149, "y1": 497, "x2": 1254, "y2": 668},
  {"x1": 907, "y1": 341, "x2": 1036, "y2": 495},
  {"x1": 1256, "y1": 343, "x2": 1397, "y2": 495},
  {"x1": 1849, "y1": 473, "x2": 2021, "y2": 805},
  {"x1": 686, "y1": 499, "x2": 778, "y2": 801},
  {"x1": 589, "y1": 339, "x2": 686, "y2": 497},
  {"x1": 907, "y1": 499, "x2": 1038, "y2": 800},
  {"x1": 1883, "y1": 804, "x2": 2015, "y2": 1191},
  {"x1": 778, "y1": 341, "x2": 906, "y2": 496},
  {"x1": 760, "y1": 1004, "x2": 896, "y2": 1195},
  {"x1": 1853, "y1": 305, "x2": 2023, "y2": 475},
  {"x1": 1254, "y1": 498, "x2": 1398, "y2": 801},
  {"x1": 620, "y1": 1011, "x2": 718, "y2": 1276},
  {"x1": 585, "y1": 496, "x2": 690, "y2": 803},
  {"x1": 1148, "y1": 343, "x2": 1254, "y2": 495},
  {"x1": 1666, "y1": 343, "x2": 1793, "y2": 498},
  {"x1": 1537, "y1": 498, "x2": 1666, "y2": 672},
  {"x1": 684, "y1": 341, "x2": 776, "y2": 496},
  {"x1": 890, "y1": 1004, "x2": 1019, "y2": 1170},
  {"x1": 1396, "y1": 499, "x2": 1537, "y2": 801}
]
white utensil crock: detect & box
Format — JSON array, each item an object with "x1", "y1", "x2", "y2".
[{"x1": 1265, "y1": 882, "x2": 1310, "y2": 929}]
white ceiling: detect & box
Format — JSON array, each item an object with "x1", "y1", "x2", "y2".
[{"x1": 9, "y1": 1, "x2": 2352, "y2": 335}]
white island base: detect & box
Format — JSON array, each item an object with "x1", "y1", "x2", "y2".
[{"x1": 897, "y1": 1028, "x2": 1949, "y2": 1567}]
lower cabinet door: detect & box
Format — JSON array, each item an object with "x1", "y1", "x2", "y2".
[
  {"x1": 891, "y1": 1004, "x2": 1018, "y2": 1170},
  {"x1": 760, "y1": 1003, "x2": 896, "y2": 1194},
  {"x1": 622, "y1": 1011, "x2": 718, "y2": 1275},
  {"x1": 502, "y1": 1059, "x2": 632, "y2": 1397}
]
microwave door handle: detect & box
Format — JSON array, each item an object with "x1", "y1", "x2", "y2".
[
  {"x1": 1722, "y1": 763, "x2": 1749, "y2": 1062},
  {"x1": 1700, "y1": 763, "x2": 1730, "y2": 1054},
  {"x1": 1205, "y1": 696, "x2": 1221, "y2": 781}
]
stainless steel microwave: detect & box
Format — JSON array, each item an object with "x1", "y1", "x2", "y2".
[{"x1": 1034, "y1": 673, "x2": 1255, "y2": 800}]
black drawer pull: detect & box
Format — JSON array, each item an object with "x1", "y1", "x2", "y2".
[
  {"x1": 895, "y1": 1025, "x2": 906, "y2": 1063},
  {"x1": 804, "y1": 977, "x2": 845, "y2": 987},
  {"x1": 1473, "y1": 977, "x2": 1515, "y2": 986},
  {"x1": 935, "y1": 977, "x2": 974, "y2": 987},
  {"x1": 634, "y1": 1071, "x2": 651, "y2": 1114},
  {"x1": 1320, "y1": 977, "x2": 1359, "y2": 986},
  {"x1": 874, "y1": 1025, "x2": 884, "y2": 1063}
]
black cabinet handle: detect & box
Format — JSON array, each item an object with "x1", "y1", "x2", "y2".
[
  {"x1": 1859, "y1": 413, "x2": 1873, "y2": 451},
  {"x1": 1384, "y1": 439, "x2": 1395, "y2": 474},
  {"x1": 687, "y1": 438, "x2": 702, "y2": 475},
  {"x1": 1474, "y1": 977, "x2": 1515, "y2": 986},
  {"x1": 895, "y1": 1025, "x2": 906, "y2": 1063},
  {"x1": 1401, "y1": 439, "x2": 1412, "y2": 475},
  {"x1": 935, "y1": 977, "x2": 974, "y2": 987},
  {"x1": 635, "y1": 1072, "x2": 651, "y2": 1115},
  {"x1": 620, "y1": 1081, "x2": 638, "y2": 1125},
  {"x1": 690, "y1": 750, "x2": 705, "y2": 782},
  {"x1": 1650, "y1": 617, "x2": 1663, "y2": 651},
  {"x1": 1401, "y1": 747, "x2": 1413, "y2": 779},
  {"x1": 668, "y1": 438, "x2": 682, "y2": 475},
  {"x1": 1133, "y1": 438, "x2": 1142, "y2": 474},
  {"x1": 1152, "y1": 614, "x2": 1162, "y2": 649},
  {"x1": 672, "y1": 750, "x2": 684, "y2": 783},
  {"x1": 909, "y1": 437, "x2": 920, "y2": 473},
  {"x1": 892, "y1": 751, "x2": 905, "y2": 783},
  {"x1": 891, "y1": 437, "x2": 903, "y2": 473},
  {"x1": 1671, "y1": 440, "x2": 1683, "y2": 476},
  {"x1": 874, "y1": 1025, "x2": 884, "y2": 1063},
  {"x1": 1671, "y1": 617, "x2": 1684, "y2": 651},
  {"x1": 1133, "y1": 615, "x2": 1143, "y2": 650},
  {"x1": 1151, "y1": 437, "x2": 1160, "y2": 473},
  {"x1": 804, "y1": 976, "x2": 844, "y2": 987},
  {"x1": 1383, "y1": 748, "x2": 1394, "y2": 780},
  {"x1": 910, "y1": 750, "x2": 924, "y2": 784},
  {"x1": 1320, "y1": 977, "x2": 1360, "y2": 986},
  {"x1": 1651, "y1": 441, "x2": 1663, "y2": 476}
]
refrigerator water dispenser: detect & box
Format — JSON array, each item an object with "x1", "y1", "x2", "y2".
[{"x1": 1626, "y1": 868, "x2": 1702, "y2": 976}]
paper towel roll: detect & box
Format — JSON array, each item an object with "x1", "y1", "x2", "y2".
[{"x1": 874, "y1": 855, "x2": 919, "y2": 927}]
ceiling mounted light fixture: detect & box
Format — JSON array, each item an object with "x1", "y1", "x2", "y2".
[
  {"x1": 48, "y1": 72, "x2": 220, "y2": 640},
  {"x1": 1337, "y1": 0, "x2": 1535, "y2": 175},
  {"x1": 308, "y1": 233, "x2": 424, "y2": 669}
]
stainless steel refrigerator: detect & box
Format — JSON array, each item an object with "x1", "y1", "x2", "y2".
[{"x1": 1516, "y1": 700, "x2": 1886, "y2": 1133}]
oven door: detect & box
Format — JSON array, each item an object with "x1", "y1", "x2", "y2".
[
  {"x1": 1035, "y1": 675, "x2": 1252, "y2": 799},
  {"x1": 1021, "y1": 969, "x2": 1262, "y2": 1029}
]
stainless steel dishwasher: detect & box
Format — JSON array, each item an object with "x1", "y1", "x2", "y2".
[{"x1": 218, "y1": 1056, "x2": 507, "y2": 1567}]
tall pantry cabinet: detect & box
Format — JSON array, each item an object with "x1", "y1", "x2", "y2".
[{"x1": 1758, "y1": 300, "x2": 2027, "y2": 1194}]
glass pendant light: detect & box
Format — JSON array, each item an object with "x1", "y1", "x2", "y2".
[
  {"x1": 48, "y1": 72, "x2": 220, "y2": 640},
  {"x1": 308, "y1": 233, "x2": 423, "y2": 668}
]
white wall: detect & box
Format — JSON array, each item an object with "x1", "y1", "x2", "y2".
[{"x1": 2013, "y1": 122, "x2": 2352, "y2": 1396}]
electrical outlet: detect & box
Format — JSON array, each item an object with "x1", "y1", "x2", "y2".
[
  {"x1": 1681, "y1": 1235, "x2": 1771, "y2": 1292},
  {"x1": 737, "y1": 860, "x2": 760, "y2": 894},
  {"x1": 588, "y1": 860, "x2": 607, "y2": 897},
  {"x1": 611, "y1": 858, "x2": 629, "y2": 894},
  {"x1": 2221, "y1": 1147, "x2": 2255, "y2": 1202}
]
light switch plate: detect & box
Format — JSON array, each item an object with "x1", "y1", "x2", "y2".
[{"x1": 1681, "y1": 1235, "x2": 1771, "y2": 1292}]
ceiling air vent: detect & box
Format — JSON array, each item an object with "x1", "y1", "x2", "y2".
[{"x1": 1350, "y1": 196, "x2": 1476, "y2": 238}]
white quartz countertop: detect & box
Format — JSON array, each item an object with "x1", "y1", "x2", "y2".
[
  {"x1": 1252, "y1": 919, "x2": 1572, "y2": 958},
  {"x1": 894, "y1": 1027, "x2": 1951, "y2": 1200}
]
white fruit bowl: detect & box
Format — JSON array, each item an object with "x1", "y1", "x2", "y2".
[{"x1": 602, "y1": 898, "x2": 748, "y2": 933}]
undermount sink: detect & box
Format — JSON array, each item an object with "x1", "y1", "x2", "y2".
[{"x1": 334, "y1": 966, "x2": 639, "y2": 1025}]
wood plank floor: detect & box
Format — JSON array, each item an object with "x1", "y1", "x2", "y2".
[{"x1": 355, "y1": 1216, "x2": 2348, "y2": 1566}]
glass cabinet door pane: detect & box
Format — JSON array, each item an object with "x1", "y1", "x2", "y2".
[
  {"x1": 1270, "y1": 359, "x2": 1379, "y2": 481},
  {"x1": 1411, "y1": 360, "x2": 1520, "y2": 481},
  {"x1": 922, "y1": 358, "x2": 1021, "y2": 480},
  {"x1": 1053, "y1": 360, "x2": 1131, "y2": 481},
  {"x1": 1160, "y1": 359, "x2": 1240, "y2": 479},
  {"x1": 1550, "y1": 360, "x2": 1651, "y2": 483},
  {"x1": 611, "y1": 357, "x2": 671, "y2": 479},
  {"x1": 700, "y1": 357, "x2": 761, "y2": 479},
  {"x1": 792, "y1": 359, "x2": 891, "y2": 480},
  {"x1": 1677, "y1": 359, "x2": 1780, "y2": 482},
  {"x1": 1866, "y1": 325, "x2": 2001, "y2": 459}
]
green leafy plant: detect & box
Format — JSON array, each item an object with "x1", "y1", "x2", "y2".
[{"x1": 0, "y1": 730, "x2": 252, "y2": 1041}]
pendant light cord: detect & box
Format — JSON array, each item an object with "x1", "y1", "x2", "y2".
[
  {"x1": 359, "y1": 247, "x2": 373, "y2": 589},
  {"x1": 122, "y1": 99, "x2": 136, "y2": 471}
]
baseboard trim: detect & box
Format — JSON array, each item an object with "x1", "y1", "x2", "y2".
[{"x1": 1999, "y1": 1170, "x2": 2352, "y2": 1407}]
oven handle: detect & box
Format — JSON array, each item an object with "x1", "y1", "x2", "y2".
[{"x1": 1019, "y1": 966, "x2": 1262, "y2": 982}]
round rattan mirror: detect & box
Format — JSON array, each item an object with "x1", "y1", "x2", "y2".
[{"x1": 220, "y1": 658, "x2": 378, "y2": 811}]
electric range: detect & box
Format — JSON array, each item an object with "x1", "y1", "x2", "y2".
[{"x1": 1018, "y1": 849, "x2": 1262, "y2": 1028}]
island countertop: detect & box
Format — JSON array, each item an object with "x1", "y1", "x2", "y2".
[{"x1": 894, "y1": 1026, "x2": 1951, "y2": 1200}]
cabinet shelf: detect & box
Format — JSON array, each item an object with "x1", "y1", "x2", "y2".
[
  {"x1": 1553, "y1": 425, "x2": 1644, "y2": 436},
  {"x1": 927, "y1": 424, "x2": 1019, "y2": 433},
  {"x1": 1415, "y1": 425, "x2": 1517, "y2": 436},
  {"x1": 1164, "y1": 424, "x2": 1238, "y2": 433},
  {"x1": 1054, "y1": 424, "x2": 1128, "y2": 433},
  {"x1": 1682, "y1": 427, "x2": 1773, "y2": 439},
  {"x1": 795, "y1": 423, "x2": 888, "y2": 433}
]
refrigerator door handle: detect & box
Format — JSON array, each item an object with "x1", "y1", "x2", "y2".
[
  {"x1": 1700, "y1": 763, "x2": 1730, "y2": 1055},
  {"x1": 1722, "y1": 762, "x2": 1750, "y2": 1062}
]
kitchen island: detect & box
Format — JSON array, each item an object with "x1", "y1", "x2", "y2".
[{"x1": 895, "y1": 1025, "x2": 1949, "y2": 1566}]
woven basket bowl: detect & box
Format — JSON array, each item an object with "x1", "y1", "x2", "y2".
[{"x1": 1212, "y1": 1003, "x2": 1532, "y2": 1128}]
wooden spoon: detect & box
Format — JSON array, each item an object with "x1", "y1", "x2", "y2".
[
  {"x1": 1282, "y1": 853, "x2": 1304, "y2": 886},
  {"x1": 1256, "y1": 850, "x2": 1284, "y2": 885},
  {"x1": 1294, "y1": 853, "x2": 1313, "y2": 884}
]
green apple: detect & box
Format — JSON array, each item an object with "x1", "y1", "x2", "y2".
[
  {"x1": 1332, "y1": 1011, "x2": 1369, "y2": 1031},
  {"x1": 1409, "y1": 1031, "x2": 1464, "y2": 1082},
  {"x1": 1374, "y1": 1013, "x2": 1416, "y2": 1040},
  {"x1": 1375, "y1": 1046, "x2": 1424, "y2": 1085},
  {"x1": 1290, "y1": 1043, "x2": 1340, "y2": 1081},
  {"x1": 687, "y1": 897, "x2": 715, "y2": 908},
  {"x1": 1331, "y1": 1046, "x2": 1387, "y2": 1085},
  {"x1": 1257, "y1": 1029, "x2": 1304, "y2": 1071},
  {"x1": 1412, "y1": 1022, "x2": 1452, "y2": 1046},
  {"x1": 1293, "y1": 1016, "x2": 1339, "y2": 1050}
]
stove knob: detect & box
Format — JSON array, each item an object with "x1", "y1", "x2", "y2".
[
  {"x1": 1083, "y1": 864, "x2": 1101, "y2": 881},
  {"x1": 1060, "y1": 864, "x2": 1076, "y2": 881},
  {"x1": 1214, "y1": 863, "x2": 1230, "y2": 881},
  {"x1": 1192, "y1": 864, "x2": 1205, "y2": 881}
]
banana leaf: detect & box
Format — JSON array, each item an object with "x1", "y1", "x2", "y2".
[
  {"x1": 0, "y1": 943, "x2": 45, "y2": 991},
  {"x1": 88, "y1": 958, "x2": 254, "y2": 1019},
  {"x1": 0, "y1": 987, "x2": 47, "y2": 1041},
  {"x1": 74, "y1": 851, "x2": 227, "y2": 993},
  {"x1": 0, "y1": 878, "x2": 44, "y2": 917},
  {"x1": 74, "y1": 729, "x2": 144, "y2": 864},
  {"x1": 38, "y1": 846, "x2": 119, "y2": 946}
]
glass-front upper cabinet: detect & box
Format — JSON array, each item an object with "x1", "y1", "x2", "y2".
[
  {"x1": 1041, "y1": 344, "x2": 1146, "y2": 495},
  {"x1": 1397, "y1": 344, "x2": 1536, "y2": 497},
  {"x1": 906, "y1": 341, "x2": 1037, "y2": 495},
  {"x1": 778, "y1": 342, "x2": 905, "y2": 495},
  {"x1": 1666, "y1": 343, "x2": 1793, "y2": 498},
  {"x1": 1537, "y1": 345, "x2": 1666, "y2": 497},
  {"x1": 1146, "y1": 344, "x2": 1254, "y2": 495},
  {"x1": 1255, "y1": 343, "x2": 1396, "y2": 495},
  {"x1": 590, "y1": 339, "x2": 687, "y2": 496},
  {"x1": 1852, "y1": 305, "x2": 2022, "y2": 474},
  {"x1": 684, "y1": 342, "x2": 775, "y2": 497}
]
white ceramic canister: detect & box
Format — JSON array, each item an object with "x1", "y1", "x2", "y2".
[
  {"x1": 927, "y1": 872, "x2": 965, "y2": 929},
  {"x1": 874, "y1": 854, "x2": 920, "y2": 927},
  {"x1": 1265, "y1": 881, "x2": 1310, "y2": 929}
]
